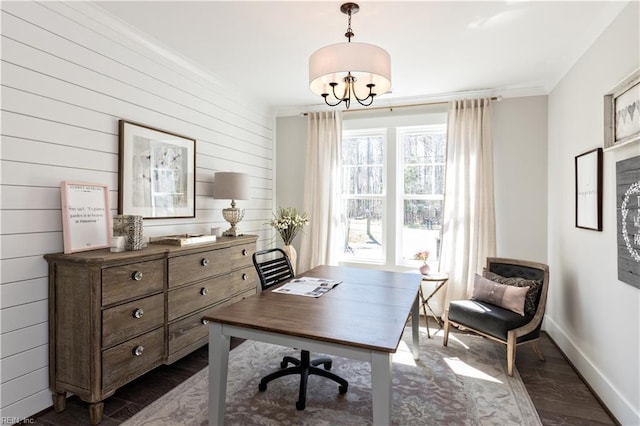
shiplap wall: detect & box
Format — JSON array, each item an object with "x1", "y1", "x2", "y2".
[{"x1": 0, "y1": 1, "x2": 274, "y2": 420}]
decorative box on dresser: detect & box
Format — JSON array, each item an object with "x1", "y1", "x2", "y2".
[{"x1": 45, "y1": 235, "x2": 257, "y2": 425}]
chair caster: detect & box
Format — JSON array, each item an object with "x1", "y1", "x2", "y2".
[
  {"x1": 258, "y1": 382, "x2": 267, "y2": 392},
  {"x1": 280, "y1": 361, "x2": 288, "y2": 369},
  {"x1": 324, "y1": 361, "x2": 332, "y2": 370},
  {"x1": 339, "y1": 384, "x2": 348, "y2": 394},
  {"x1": 296, "y1": 400, "x2": 305, "y2": 410}
]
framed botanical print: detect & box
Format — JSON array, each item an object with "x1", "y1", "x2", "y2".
[{"x1": 118, "y1": 120, "x2": 196, "y2": 219}]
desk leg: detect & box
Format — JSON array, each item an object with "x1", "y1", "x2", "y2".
[
  {"x1": 411, "y1": 295, "x2": 420, "y2": 360},
  {"x1": 208, "y1": 323, "x2": 230, "y2": 426},
  {"x1": 371, "y1": 352, "x2": 392, "y2": 426}
]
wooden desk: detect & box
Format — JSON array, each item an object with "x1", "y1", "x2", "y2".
[{"x1": 204, "y1": 265, "x2": 422, "y2": 425}]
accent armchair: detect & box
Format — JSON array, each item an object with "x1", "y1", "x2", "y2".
[{"x1": 443, "y1": 257, "x2": 550, "y2": 376}]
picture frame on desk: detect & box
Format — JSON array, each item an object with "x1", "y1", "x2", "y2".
[
  {"x1": 604, "y1": 69, "x2": 640, "y2": 150},
  {"x1": 118, "y1": 120, "x2": 196, "y2": 219},
  {"x1": 60, "y1": 181, "x2": 112, "y2": 254}
]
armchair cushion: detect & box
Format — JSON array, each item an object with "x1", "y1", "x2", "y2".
[
  {"x1": 472, "y1": 274, "x2": 529, "y2": 316},
  {"x1": 483, "y1": 270, "x2": 542, "y2": 315},
  {"x1": 447, "y1": 299, "x2": 538, "y2": 342}
]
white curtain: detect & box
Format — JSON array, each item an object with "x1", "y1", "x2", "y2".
[
  {"x1": 438, "y1": 98, "x2": 497, "y2": 312},
  {"x1": 298, "y1": 111, "x2": 343, "y2": 273}
]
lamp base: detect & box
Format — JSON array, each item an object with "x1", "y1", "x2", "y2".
[
  {"x1": 222, "y1": 225, "x2": 243, "y2": 237},
  {"x1": 222, "y1": 207, "x2": 245, "y2": 237}
]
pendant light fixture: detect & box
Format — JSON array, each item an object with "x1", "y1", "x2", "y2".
[{"x1": 309, "y1": 2, "x2": 391, "y2": 109}]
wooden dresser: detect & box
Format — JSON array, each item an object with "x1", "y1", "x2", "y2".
[{"x1": 45, "y1": 235, "x2": 257, "y2": 424}]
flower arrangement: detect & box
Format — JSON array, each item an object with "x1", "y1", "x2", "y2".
[
  {"x1": 414, "y1": 250, "x2": 430, "y2": 263},
  {"x1": 268, "y1": 207, "x2": 309, "y2": 245}
]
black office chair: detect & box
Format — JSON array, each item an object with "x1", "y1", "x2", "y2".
[{"x1": 252, "y1": 248, "x2": 348, "y2": 410}]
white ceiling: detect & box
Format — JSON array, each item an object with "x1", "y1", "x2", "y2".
[{"x1": 94, "y1": 1, "x2": 629, "y2": 113}]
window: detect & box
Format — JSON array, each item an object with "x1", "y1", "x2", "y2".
[
  {"x1": 398, "y1": 126, "x2": 446, "y2": 264},
  {"x1": 340, "y1": 123, "x2": 446, "y2": 269},
  {"x1": 341, "y1": 130, "x2": 386, "y2": 262}
]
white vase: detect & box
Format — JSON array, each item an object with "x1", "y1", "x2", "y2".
[{"x1": 283, "y1": 244, "x2": 297, "y2": 275}]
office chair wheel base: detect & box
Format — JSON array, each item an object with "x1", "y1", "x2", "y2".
[
  {"x1": 258, "y1": 382, "x2": 267, "y2": 392},
  {"x1": 296, "y1": 400, "x2": 305, "y2": 411},
  {"x1": 338, "y1": 384, "x2": 348, "y2": 394}
]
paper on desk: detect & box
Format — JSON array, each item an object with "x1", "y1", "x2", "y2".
[{"x1": 272, "y1": 277, "x2": 342, "y2": 297}]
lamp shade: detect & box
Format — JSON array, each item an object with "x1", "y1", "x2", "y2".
[
  {"x1": 212, "y1": 172, "x2": 250, "y2": 200},
  {"x1": 309, "y1": 41, "x2": 391, "y2": 98}
]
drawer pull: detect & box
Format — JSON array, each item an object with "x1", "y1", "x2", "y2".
[
  {"x1": 242, "y1": 249, "x2": 248, "y2": 256},
  {"x1": 201, "y1": 258, "x2": 209, "y2": 266},
  {"x1": 131, "y1": 271, "x2": 143, "y2": 281},
  {"x1": 132, "y1": 308, "x2": 144, "y2": 319},
  {"x1": 242, "y1": 273, "x2": 248, "y2": 280},
  {"x1": 200, "y1": 287, "x2": 208, "y2": 296},
  {"x1": 201, "y1": 319, "x2": 209, "y2": 325},
  {"x1": 132, "y1": 346, "x2": 144, "y2": 357}
]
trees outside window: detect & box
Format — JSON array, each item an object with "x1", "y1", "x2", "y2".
[{"x1": 341, "y1": 125, "x2": 446, "y2": 268}]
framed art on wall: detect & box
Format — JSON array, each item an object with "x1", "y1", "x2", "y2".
[
  {"x1": 61, "y1": 181, "x2": 112, "y2": 254},
  {"x1": 118, "y1": 120, "x2": 196, "y2": 219},
  {"x1": 604, "y1": 68, "x2": 640, "y2": 150},
  {"x1": 616, "y1": 155, "x2": 640, "y2": 289},
  {"x1": 575, "y1": 148, "x2": 603, "y2": 231}
]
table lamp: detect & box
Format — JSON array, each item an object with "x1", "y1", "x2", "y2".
[{"x1": 212, "y1": 172, "x2": 250, "y2": 237}]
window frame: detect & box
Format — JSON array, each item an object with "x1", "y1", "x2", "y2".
[
  {"x1": 395, "y1": 124, "x2": 447, "y2": 267},
  {"x1": 339, "y1": 110, "x2": 448, "y2": 271},
  {"x1": 341, "y1": 129, "x2": 388, "y2": 265}
]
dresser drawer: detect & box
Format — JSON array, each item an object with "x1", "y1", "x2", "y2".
[
  {"x1": 167, "y1": 267, "x2": 257, "y2": 322},
  {"x1": 168, "y1": 275, "x2": 226, "y2": 321},
  {"x1": 102, "y1": 327, "x2": 164, "y2": 390},
  {"x1": 230, "y1": 242, "x2": 255, "y2": 270},
  {"x1": 102, "y1": 293, "x2": 164, "y2": 348},
  {"x1": 168, "y1": 305, "x2": 218, "y2": 358},
  {"x1": 102, "y1": 259, "x2": 165, "y2": 306},
  {"x1": 168, "y1": 288, "x2": 257, "y2": 359},
  {"x1": 230, "y1": 266, "x2": 258, "y2": 295},
  {"x1": 168, "y1": 248, "x2": 230, "y2": 288}
]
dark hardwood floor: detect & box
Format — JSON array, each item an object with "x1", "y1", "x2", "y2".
[{"x1": 28, "y1": 327, "x2": 617, "y2": 426}]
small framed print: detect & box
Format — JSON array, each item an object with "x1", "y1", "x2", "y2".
[
  {"x1": 575, "y1": 148, "x2": 603, "y2": 231},
  {"x1": 118, "y1": 120, "x2": 196, "y2": 219},
  {"x1": 61, "y1": 181, "x2": 112, "y2": 254},
  {"x1": 604, "y1": 69, "x2": 640, "y2": 150}
]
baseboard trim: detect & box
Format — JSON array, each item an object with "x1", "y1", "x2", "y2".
[{"x1": 543, "y1": 317, "x2": 637, "y2": 425}]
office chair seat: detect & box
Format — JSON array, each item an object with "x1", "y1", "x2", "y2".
[{"x1": 252, "y1": 248, "x2": 349, "y2": 410}]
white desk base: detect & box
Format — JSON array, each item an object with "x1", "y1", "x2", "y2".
[{"x1": 208, "y1": 296, "x2": 420, "y2": 425}]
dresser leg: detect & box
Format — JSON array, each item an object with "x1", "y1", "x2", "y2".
[
  {"x1": 89, "y1": 402, "x2": 104, "y2": 425},
  {"x1": 52, "y1": 392, "x2": 66, "y2": 412}
]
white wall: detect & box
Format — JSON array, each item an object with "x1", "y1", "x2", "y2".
[
  {"x1": 274, "y1": 115, "x2": 307, "y2": 253},
  {"x1": 0, "y1": 1, "x2": 274, "y2": 420},
  {"x1": 493, "y1": 96, "x2": 548, "y2": 262},
  {"x1": 546, "y1": 2, "x2": 639, "y2": 424}
]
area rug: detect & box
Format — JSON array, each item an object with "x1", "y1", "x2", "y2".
[{"x1": 122, "y1": 327, "x2": 541, "y2": 425}]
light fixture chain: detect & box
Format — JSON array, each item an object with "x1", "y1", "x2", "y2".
[{"x1": 345, "y1": 6, "x2": 354, "y2": 42}]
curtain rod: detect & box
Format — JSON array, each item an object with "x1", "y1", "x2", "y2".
[{"x1": 302, "y1": 96, "x2": 502, "y2": 116}]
